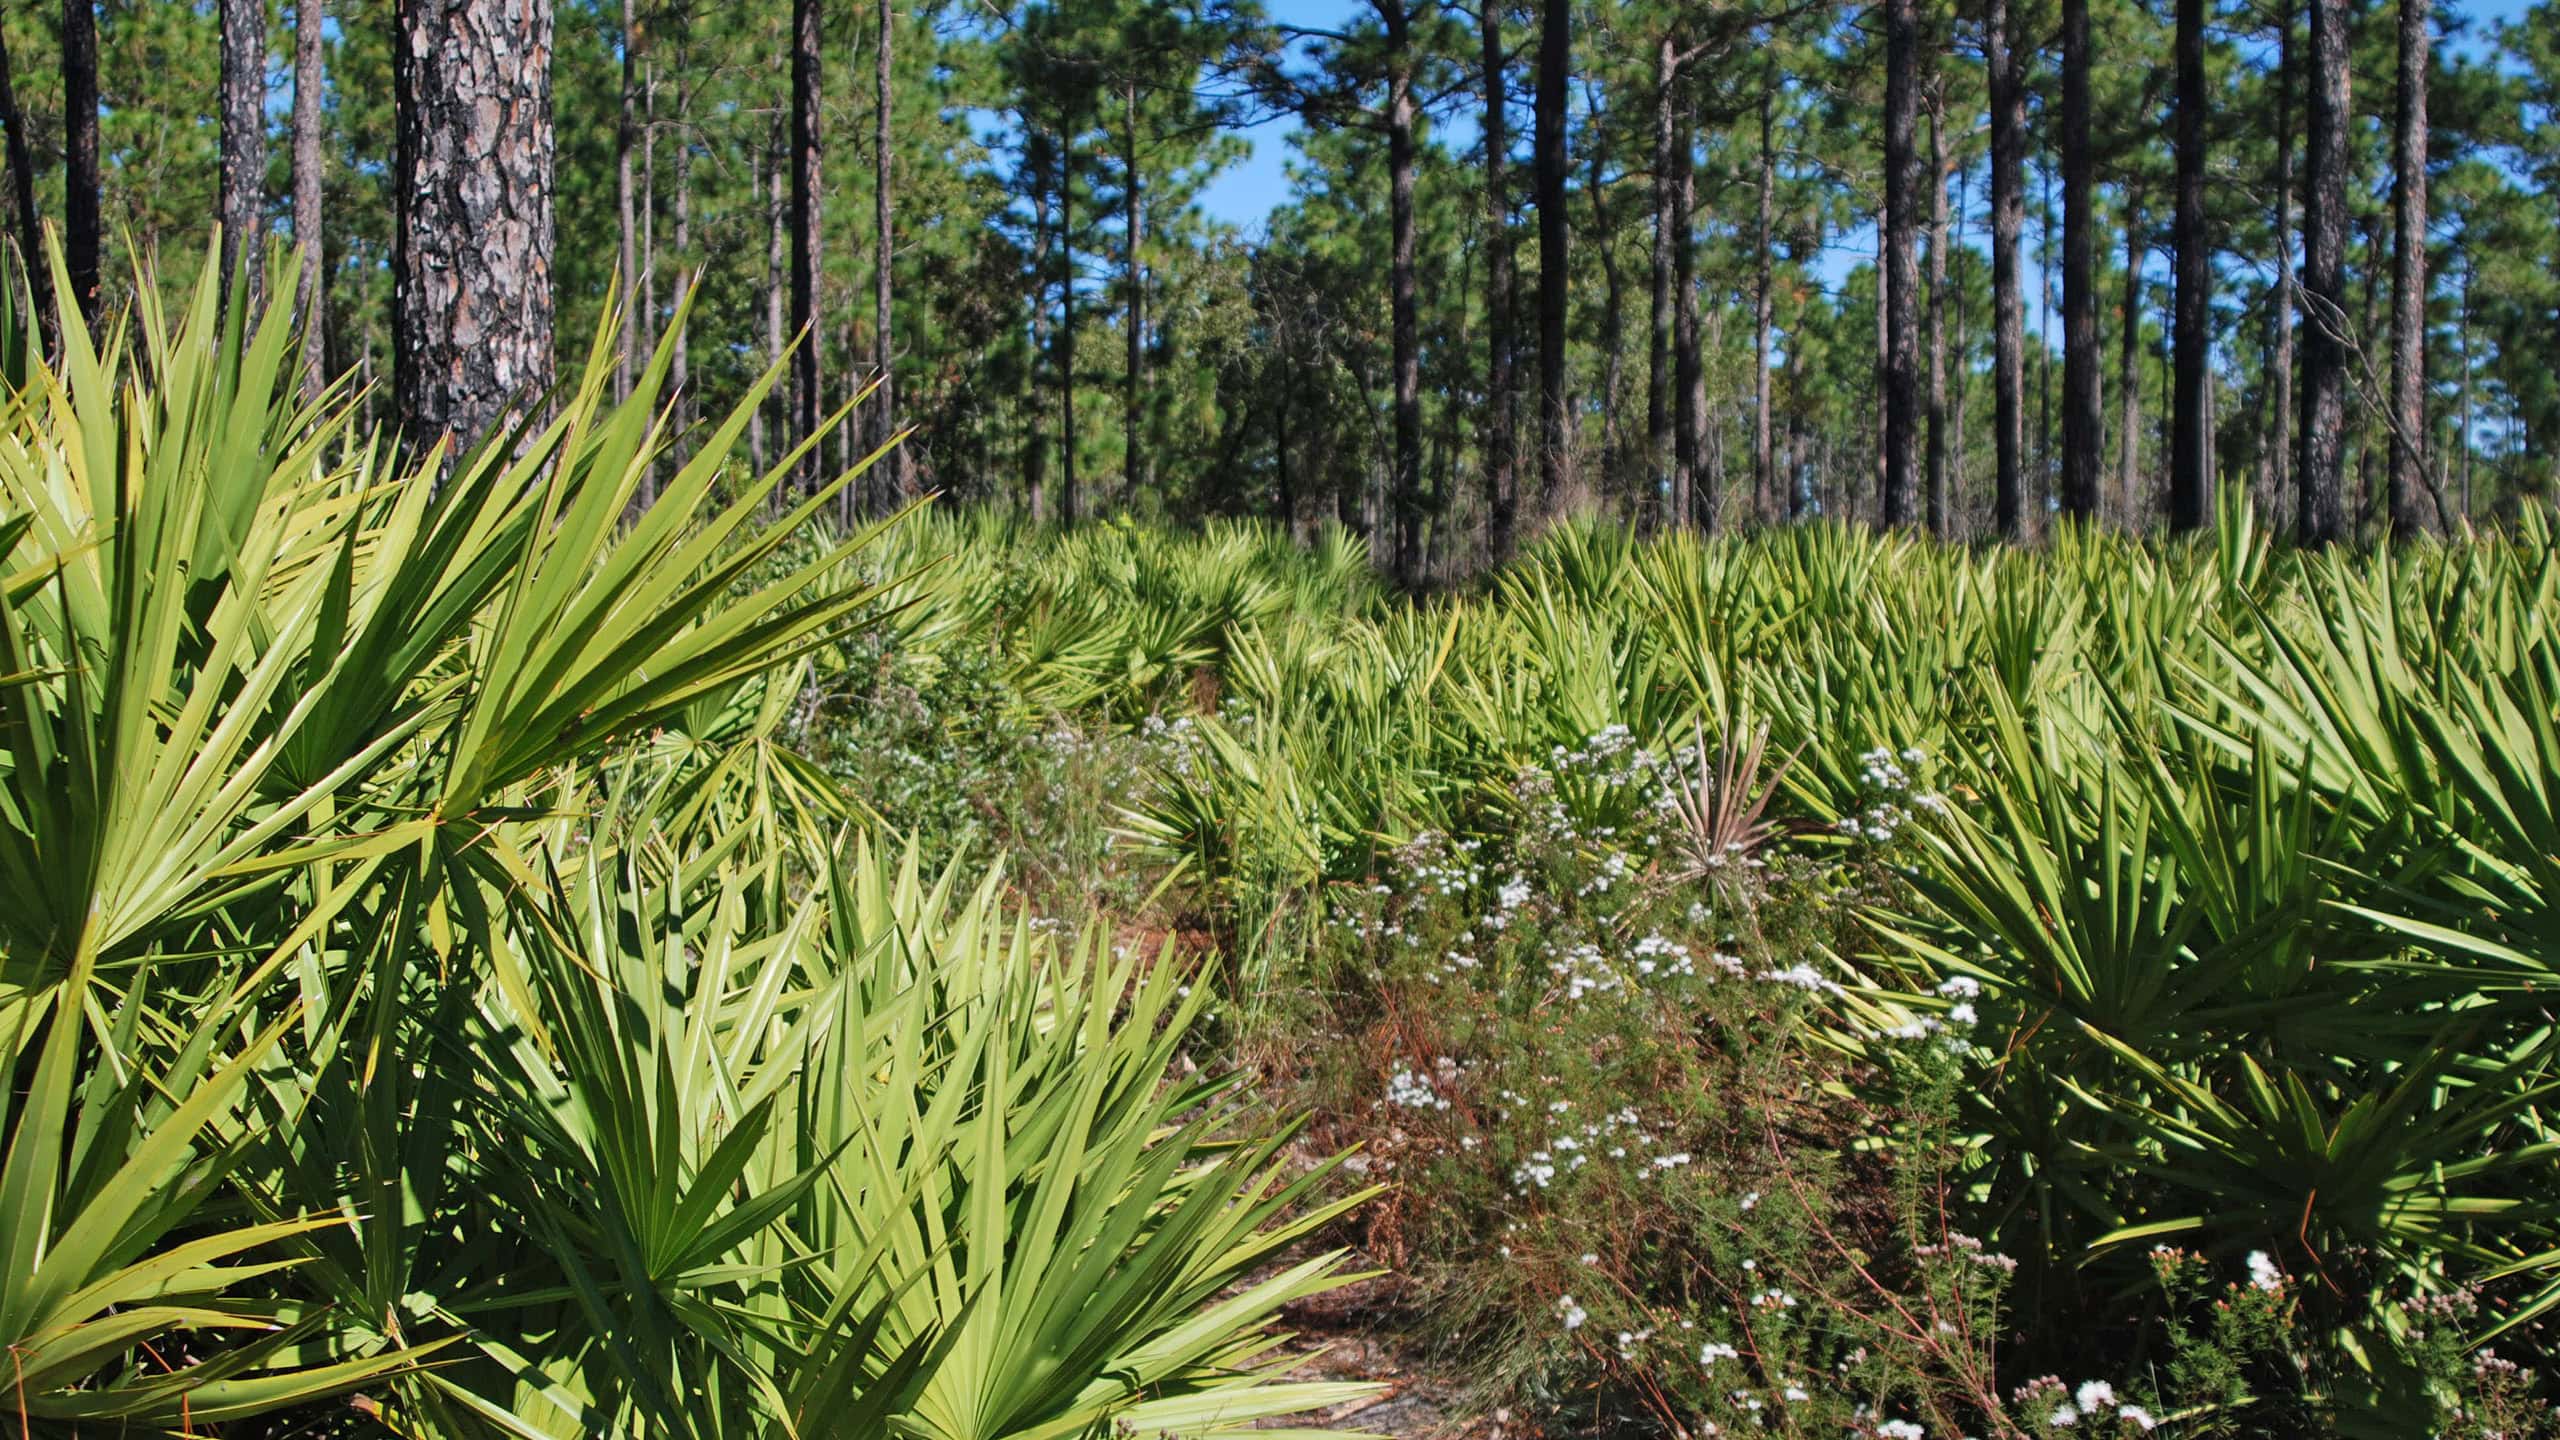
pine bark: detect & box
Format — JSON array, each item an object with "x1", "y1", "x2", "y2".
[
  {"x1": 878, "y1": 0, "x2": 906, "y2": 502},
  {"x1": 1385, "y1": 0, "x2": 1422, "y2": 581},
  {"x1": 220, "y1": 0, "x2": 267, "y2": 319},
  {"x1": 1927, "y1": 79, "x2": 1949, "y2": 538},
  {"x1": 2060, "y1": 0, "x2": 2101, "y2": 518},
  {"x1": 1058, "y1": 128, "x2": 1079, "y2": 527},
  {"x1": 0, "y1": 15, "x2": 55, "y2": 353},
  {"x1": 1987, "y1": 0, "x2": 2027, "y2": 538},
  {"x1": 392, "y1": 0, "x2": 556, "y2": 460},
  {"x1": 1120, "y1": 78, "x2": 1142, "y2": 509},
  {"x1": 1483, "y1": 7, "x2": 1519, "y2": 561},
  {"x1": 1533, "y1": 0, "x2": 1569, "y2": 502},
  {"x1": 1755, "y1": 88, "x2": 1775, "y2": 523},
  {"x1": 1881, "y1": 0, "x2": 1920, "y2": 528},
  {"x1": 293, "y1": 0, "x2": 326, "y2": 399},
  {"x1": 1673, "y1": 96, "x2": 1703, "y2": 528},
  {"x1": 2298, "y1": 0, "x2": 2349, "y2": 545},
  {"x1": 63, "y1": 0, "x2": 99, "y2": 323},
  {"x1": 2267, "y1": 7, "x2": 2295, "y2": 508},
  {"x1": 2117, "y1": 189, "x2": 2145, "y2": 516},
  {"x1": 2170, "y1": 0, "x2": 2211, "y2": 529},
  {"x1": 2388, "y1": 0, "x2": 2430, "y2": 535},
  {"x1": 617, "y1": 0, "x2": 638, "y2": 399},
  {"x1": 1646, "y1": 35, "x2": 1677, "y2": 520},
  {"x1": 790, "y1": 0, "x2": 824, "y2": 491}
]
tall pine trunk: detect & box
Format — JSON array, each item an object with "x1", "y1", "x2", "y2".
[
  {"x1": 1988, "y1": 0, "x2": 2027, "y2": 538},
  {"x1": 617, "y1": 0, "x2": 638, "y2": 399},
  {"x1": 1646, "y1": 36, "x2": 1678, "y2": 520},
  {"x1": 63, "y1": 0, "x2": 99, "y2": 324},
  {"x1": 2267, "y1": 7, "x2": 2295, "y2": 509},
  {"x1": 1482, "y1": 8, "x2": 1519, "y2": 562},
  {"x1": 1881, "y1": 0, "x2": 1919, "y2": 528},
  {"x1": 292, "y1": 0, "x2": 326, "y2": 399},
  {"x1": 1674, "y1": 96, "x2": 1704, "y2": 528},
  {"x1": 393, "y1": 0, "x2": 556, "y2": 460},
  {"x1": 878, "y1": 0, "x2": 906, "y2": 503},
  {"x1": 2388, "y1": 0, "x2": 2430, "y2": 534},
  {"x1": 2170, "y1": 0, "x2": 2211, "y2": 529},
  {"x1": 1121, "y1": 78, "x2": 1144, "y2": 509},
  {"x1": 220, "y1": 0, "x2": 266, "y2": 318},
  {"x1": 1059, "y1": 124, "x2": 1079, "y2": 527},
  {"x1": 2117, "y1": 189, "x2": 2145, "y2": 518},
  {"x1": 1385, "y1": 1, "x2": 1422, "y2": 581},
  {"x1": 1927, "y1": 77, "x2": 1949, "y2": 538},
  {"x1": 2060, "y1": 0, "x2": 2100, "y2": 518},
  {"x1": 1533, "y1": 0, "x2": 1569, "y2": 503},
  {"x1": 1590, "y1": 122, "x2": 1625, "y2": 507},
  {"x1": 1754, "y1": 87, "x2": 1775, "y2": 523},
  {"x1": 790, "y1": 0, "x2": 824, "y2": 493},
  {"x1": 0, "y1": 16, "x2": 56, "y2": 353},
  {"x1": 2298, "y1": 0, "x2": 2349, "y2": 544}
]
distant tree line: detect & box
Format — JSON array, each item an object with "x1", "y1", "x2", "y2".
[{"x1": 0, "y1": 0, "x2": 2549, "y2": 577}]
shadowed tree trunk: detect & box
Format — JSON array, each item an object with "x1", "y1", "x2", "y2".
[
  {"x1": 293, "y1": 0, "x2": 326, "y2": 399},
  {"x1": 1385, "y1": 0, "x2": 1422, "y2": 580},
  {"x1": 2060, "y1": 0, "x2": 2100, "y2": 519},
  {"x1": 1988, "y1": 0, "x2": 2026, "y2": 538},
  {"x1": 1534, "y1": 0, "x2": 1568, "y2": 503},
  {"x1": 2117, "y1": 189, "x2": 2144, "y2": 518},
  {"x1": 791, "y1": 0, "x2": 824, "y2": 491},
  {"x1": 1059, "y1": 124, "x2": 1080, "y2": 527},
  {"x1": 392, "y1": 0, "x2": 556, "y2": 461},
  {"x1": 2266, "y1": 6, "x2": 2295, "y2": 509},
  {"x1": 1755, "y1": 87, "x2": 1775, "y2": 523},
  {"x1": 1675, "y1": 95, "x2": 1706, "y2": 528},
  {"x1": 63, "y1": 0, "x2": 99, "y2": 324},
  {"x1": 1482, "y1": 4, "x2": 1519, "y2": 561},
  {"x1": 1647, "y1": 35, "x2": 1678, "y2": 520},
  {"x1": 1881, "y1": 0, "x2": 1919, "y2": 527},
  {"x1": 617, "y1": 0, "x2": 639, "y2": 399},
  {"x1": 1120, "y1": 77, "x2": 1142, "y2": 511},
  {"x1": 2170, "y1": 0, "x2": 2210, "y2": 530},
  {"x1": 2298, "y1": 0, "x2": 2348, "y2": 545},
  {"x1": 220, "y1": 0, "x2": 266, "y2": 319},
  {"x1": 2388, "y1": 0, "x2": 2430, "y2": 535},
  {"x1": 0, "y1": 15, "x2": 56, "y2": 354},
  {"x1": 879, "y1": 0, "x2": 906, "y2": 504},
  {"x1": 1927, "y1": 76, "x2": 1949, "y2": 538}
]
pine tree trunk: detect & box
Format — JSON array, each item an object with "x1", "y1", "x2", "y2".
[
  {"x1": 878, "y1": 0, "x2": 905, "y2": 503},
  {"x1": 2170, "y1": 0, "x2": 2211, "y2": 529},
  {"x1": 292, "y1": 0, "x2": 326, "y2": 400},
  {"x1": 616, "y1": 0, "x2": 638, "y2": 400},
  {"x1": 2060, "y1": 0, "x2": 2101, "y2": 518},
  {"x1": 392, "y1": 0, "x2": 556, "y2": 461},
  {"x1": 1026, "y1": 156, "x2": 1051, "y2": 525},
  {"x1": 1590, "y1": 126, "x2": 1625, "y2": 508},
  {"x1": 2267, "y1": 6, "x2": 2295, "y2": 510},
  {"x1": 2388, "y1": 0, "x2": 2430, "y2": 535},
  {"x1": 790, "y1": 0, "x2": 824, "y2": 492},
  {"x1": 1674, "y1": 96, "x2": 1705, "y2": 529},
  {"x1": 1881, "y1": 0, "x2": 1920, "y2": 528},
  {"x1": 1987, "y1": 0, "x2": 2027, "y2": 539},
  {"x1": 1385, "y1": 1, "x2": 1422, "y2": 582},
  {"x1": 2117, "y1": 188, "x2": 2145, "y2": 519},
  {"x1": 2297, "y1": 0, "x2": 2349, "y2": 545},
  {"x1": 1533, "y1": 0, "x2": 1569, "y2": 503},
  {"x1": 1060, "y1": 125, "x2": 1080, "y2": 528},
  {"x1": 1646, "y1": 36, "x2": 1677, "y2": 520},
  {"x1": 668, "y1": 36, "x2": 690, "y2": 465},
  {"x1": 1927, "y1": 79, "x2": 1949, "y2": 540},
  {"x1": 63, "y1": 0, "x2": 100, "y2": 323},
  {"x1": 1120, "y1": 78, "x2": 1143, "y2": 510},
  {"x1": 0, "y1": 17, "x2": 56, "y2": 354},
  {"x1": 1950, "y1": 159, "x2": 1972, "y2": 531},
  {"x1": 1755, "y1": 87, "x2": 1775, "y2": 523},
  {"x1": 1483, "y1": 7, "x2": 1519, "y2": 562},
  {"x1": 220, "y1": 0, "x2": 267, "y2": 319}
]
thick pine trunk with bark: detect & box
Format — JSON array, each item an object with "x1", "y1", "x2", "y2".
[
  {"x1": 1483, "y1": 9, "x2": 1519, "y2": 562},
  {"x1": 2388, "y1": 0, "x2": 2430, "y2": 535},
  {"x1": 2267, "y1": 9, "x2": 2295, "y2": 509},
  {"x1": 63, "y1": 0, "x2": 99, "y2": 323},
  {"x1": 220, "y1": 0, "x2": 266, "y2": 318},
  {"x1": 2298, "y1": 0, "x2": 2349, "y2": 545},
  {"x1": 791, "y1": 0, "x2": 824, "y2": 492},
  {"x1": 1533, "y1": 0, "x2": 1569, "y2": 503},
  {"x1": 2060, "y1": 0, "x2": 2100, "y2": 519},
  {"x1": 293, "y1": 0, "x2": 326, "y2": 399},
  {"x1": 0, "y1": 17, "x2": 55, "y2": 353},
  {"x1": 1927, "y1": 79, "x2": 1949, "y2": 538},
  {"x1": 2170, "y1": 0, "x2": 2211, "y2": 530},
  {"x1": 393, "y1": 0, "x2": 556, "y2": 461},
  {"x1": 1881, "y1": 0, "x2": 1920, "y2": 528},
  {"x1": 1755, "y1": 88, "x2": 1774, "y2": 523},
  {"x1": 1988, "y1": 0, "x2": 2026, "y2": 538},
  {"x1": 879, "y1": 0, "x2": 906, "y2": 503},
  {"x1": 1673, "y1": 97, "x2": 1703, "y2": 528},
  {"x1": 1385, "y1": 1, "x2": 1422, "y2": 582}
]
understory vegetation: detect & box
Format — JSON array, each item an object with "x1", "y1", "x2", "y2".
[{"x1": 8, "y1": 256, "x2": 2560, "y2": 1439}]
